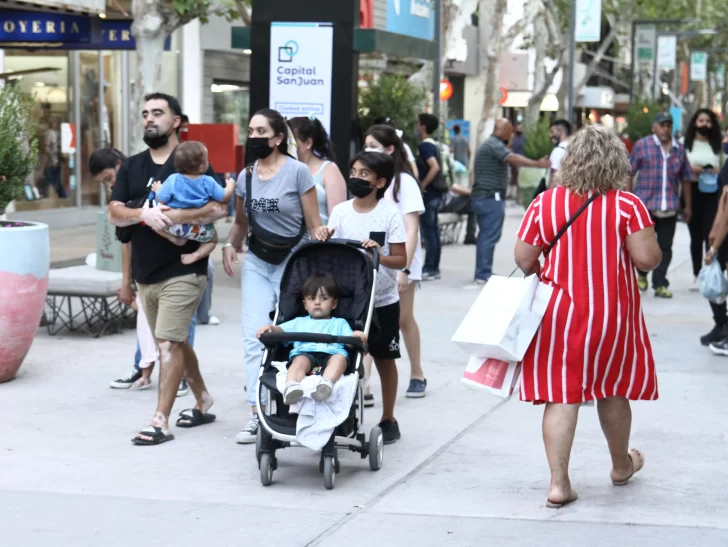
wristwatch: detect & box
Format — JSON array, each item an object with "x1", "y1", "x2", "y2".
[{"x1": 401, "y1": 268, "x2": 411, "y2": 275}]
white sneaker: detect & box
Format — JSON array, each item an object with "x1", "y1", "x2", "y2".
[
  {"x1": 312, "y1": 379, "x2": 334, "y2": 402},
  {"x1": 283, "y1": 382, "x2": 304, "y2": 405},
  {"x1": 463, "y1": 279, "x2": 487, "y2": 290},
  {"x1": 208, "y1": 315, "x2": 221, "y2": 325},
  {"x1": 236, "y1": 414, "x2": 260, "y2": 444},
  {"x1": 690, "y1": 277, "x2": 699, "y2": 292}
]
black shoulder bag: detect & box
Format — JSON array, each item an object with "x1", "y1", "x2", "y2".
[{"x1": 245, "y1": 165, "x2": 307, "y2": 265}]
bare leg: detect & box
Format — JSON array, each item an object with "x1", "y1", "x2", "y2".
[
  {"x1": 181, "y1": 341, "x2": 213, "y2": 414},
  {"x1": 287, "y1": 355, "x2": 313, "y2": 383},
  {"x1": 374, "y1": 358, "x2": 398, "y2": 421},
  {"x1": 323, "y1": 354, "x2": 347, "y2": 384},
  {"x1": 154, "y1": 229, "x2": 186, "y2": 246},
  {"x1": 597, "y1": 397, "x2": 636, "y2": 482},
  {"x1": 399, "y1": 282, "x2": 423, "y2": 381},
  {"x1": 133, "y1": 339, "x2": 185, "y2": 442},
  {"x1": 542, "y1": 402, "x2": 580, "y2": 504},
  {"x1": 362, "y1": 354, "x2": 373, "y2": 396},
  {"x1": 181, "y1": 240, "x2": 217, "y2": 265}
]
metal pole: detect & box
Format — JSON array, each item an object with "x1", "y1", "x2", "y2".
[
  {"x1": 653, "y1": 35, "x2": 659, "y2": 101},
  {"x1": 566, "y1": 0, "x2": 577, "y2": 125},
  {"x1": 98, "y1": 52, "x2": 105, "y2": 148},
  {"x1": 72, "y1": 51, "x2": 83, "y2": 209},
  {"x1": 121, "y1": 50, "x2": 130, "y2": 156},
  {"x1": 629, "y1": 21, "x2": 637, "y2": 104},
  {"x1": 432, "y1": 0, "x2": 442, "y2": 120}
]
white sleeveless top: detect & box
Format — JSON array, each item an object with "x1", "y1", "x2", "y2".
[{"x1": 313, "y1": 160, "x2": 330, "y2": 225}]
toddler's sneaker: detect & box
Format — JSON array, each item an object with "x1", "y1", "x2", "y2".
[
  {"x1": 312, "y1": 378, "x2": 334, "y2": 402},
  {"x1": 283, "y1": 382, "x2": 304, "y2": 405}
]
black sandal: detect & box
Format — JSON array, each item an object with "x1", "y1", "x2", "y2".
[
  {"x1": 132, "y1": 426, "x2": 175, "y2": 446},
  {"x1": 176, "y1": 408, "x2": 217, "y2": 428}
]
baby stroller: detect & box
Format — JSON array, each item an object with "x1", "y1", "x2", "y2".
[{"x1": 256, "y1": 239, "x2": 384, "y2": 489}]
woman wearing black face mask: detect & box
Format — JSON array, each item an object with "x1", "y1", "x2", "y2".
[
  {"x1": 683, "y1": 109, "x2": 727, "y2": 347},
  {"x1": 222, "y1": 108, "x2": 331, "y2": 445}
]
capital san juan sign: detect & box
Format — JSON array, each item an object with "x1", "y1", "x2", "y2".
[{"x1": 269, "y1": 22, "x2": 334, "y2": 133}]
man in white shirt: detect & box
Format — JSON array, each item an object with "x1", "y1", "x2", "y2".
[{"x1": 547, "y1": 119, "x2": 571, "y2": 187}]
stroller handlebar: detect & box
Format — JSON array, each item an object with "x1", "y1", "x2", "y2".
[
  {"x1": 259, "y1": 331, "x2": 367, "y2": 349},
  {"x1": 326, "y1": 238, "x2": 380, "y2": 271}
]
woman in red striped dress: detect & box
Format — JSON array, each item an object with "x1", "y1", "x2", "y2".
[{"x1": 515, "y1": 125, "x2": 662, "y2": 508}]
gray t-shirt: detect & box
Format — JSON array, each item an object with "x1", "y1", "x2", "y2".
[
  {"x1": 472, "y1": 135, "x2": 512, "y2": 199},
  {"x1": 235, "y1": 156, "x2": 315, "y2": 237},
  {"x1": 451, "y1": 135, "x2": 469, "y2": 166}
]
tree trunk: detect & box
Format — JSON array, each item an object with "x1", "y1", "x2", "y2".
[
  {"x1": 524, "y1": 10, "x2": 549, "y2": 127},
  {"x1": 131, "y1": 0, "x2": 176, "y2": 153},
  {"x1": 476, "y1": 0, "x2": 507, "y2": 142}
]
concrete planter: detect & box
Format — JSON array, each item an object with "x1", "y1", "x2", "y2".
[
  {"x1": 0, "y1": 221, "x2": 49, "y2": 383},
  {"x1": 518, "y1": 167, "x2": 547, "y2": 209}
]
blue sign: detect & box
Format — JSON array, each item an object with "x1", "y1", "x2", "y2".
[
  {"x1": 386, "y1": 0, "x2": 435, "y2": 41},
  {"x1": 669, "y1": 106, "x2": 683, "y2": 135},
  {"x1": 0, "y1": 12, "x2": 170, "y2": 50},
  {"x1": 446, "y1": 119, "x2": 470, "y2": 141}
]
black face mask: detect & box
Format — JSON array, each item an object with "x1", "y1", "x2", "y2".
[
  {"x1": 696, "y1": 125, "x2": 712, "y2": 136},
  {"x1": 248, "y1": 137, "x2": 275, "y2": 160},
  {"x1": 143, "y1": 126, "x2": 173, "y2": 150},
  {"x1": 550, "y1": 136, "x2": 560, "y2": 146},
  {"x1": 347, "y1": 177, "x2": 375, "y2": 198}
]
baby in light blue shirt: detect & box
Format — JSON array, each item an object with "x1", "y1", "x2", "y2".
[
  {"x1": 258, "y1": 274, "x2": 367, "y2": 404},
  {"x1": 151, "y1": 141, "x2": 235, "y2": 264}
]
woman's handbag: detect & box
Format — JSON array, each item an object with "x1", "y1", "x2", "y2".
[{"x1": 245, "y1": 166, "x2": 306, "y2": 265}]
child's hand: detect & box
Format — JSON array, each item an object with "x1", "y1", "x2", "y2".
[
  {"x1": 361, "y1": 239, "x2": 381, "y2": 251},
  {"x1": 151, "y1": 180, "x2": 162, "y2": 193},
  {"x1": 257, "y1": 325, "x2": 274, "y2": 339},
  {"x1": 313, "y1": 226, "x2": 334, "y2": 241},
  {"x1": 353, "y1": 331, "x2": 368, "y2": 344}
]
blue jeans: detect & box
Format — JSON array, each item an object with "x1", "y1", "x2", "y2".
[
  {"x1": 242, "y1": 252, "x2": 287, "y2": 407},
  {"x1": 196, "y1": 261, "x2": 214, "y2": 324},
  {"x1": 472, "y1": 197, "x2": 506, "y2": 281},
  {"x1": 420, "y1": 193, "x2": 442, "y2": 274},
  {"x1": 134, "y1": 315, "x2": 196, "y2": 371}
]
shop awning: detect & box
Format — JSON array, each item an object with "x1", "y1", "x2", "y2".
[
  {"x1": 0, "y1": 0, "x2": 104, "y2": 14},
  {"x1": 501, "y1": 91, "x2": 559, "y2": 112}
]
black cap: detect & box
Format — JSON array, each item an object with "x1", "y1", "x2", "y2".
[{"x1": 654, "y1": 112, "x2": 673, "y2": 125}]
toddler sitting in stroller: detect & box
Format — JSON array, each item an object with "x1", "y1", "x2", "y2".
[{"x1": 257, "y1": 274, "x2": 367, "y2": 405}]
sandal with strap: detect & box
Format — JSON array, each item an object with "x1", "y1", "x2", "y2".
[
  {"x1": 132, "y1": 426, "x2": 175, "y2": 446},
  {"x1": 612, "y1": 448, "x2": 645, "y2": 486},
  {"x1": 176, "y1": 408, "x2": 216, "y2": 428}
]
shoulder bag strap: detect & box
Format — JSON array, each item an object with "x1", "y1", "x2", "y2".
[{"x1": 544, "y1": 192, "x2": 599, "y2": 256}]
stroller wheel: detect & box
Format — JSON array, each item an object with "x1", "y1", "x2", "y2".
[
  {"x1": 260, "y1": 453, "x2": 273, "y2": 486},
  {"x1": 369, "y1": 426, "x2": 384, "y2": 471},
  {"x1": 255, "y1": 428, "x2": 263, "y2": 464},
  {"x1": 323, "y1": 455, "x2": 336, "y2": 490}
]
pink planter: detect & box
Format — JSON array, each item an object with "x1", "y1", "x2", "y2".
[{"x1": 0, "y1": 221, "x2": 49, "y2": 383}]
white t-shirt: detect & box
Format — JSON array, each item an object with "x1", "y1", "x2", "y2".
[
  {"x1": 328, "y1": 199, "x2": 407, "y2": 308},
  {"x1": 549, "y1": 141, "x2": 569, "y2": 171},
  {"x1": 384, "y1": 173, "x2": 425, "y2": 281},
  {"x1": 404, "y1": 142, "x2": 416, "y2": 163}
]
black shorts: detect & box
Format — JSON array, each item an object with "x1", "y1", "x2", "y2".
[
  {"x1": 292, "y1": 352, "x2": 348, "y2": 375},
  {"x1": 369, "y1": 302, "x2": 401, "y2": 360}
]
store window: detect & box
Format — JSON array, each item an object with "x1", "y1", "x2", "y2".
[
  {"x1": 3, "y1": 50, "x2": 71, "y2": 211},
  {"x1": 212, "y1": 80, "x2": 249, "y2": 144}
]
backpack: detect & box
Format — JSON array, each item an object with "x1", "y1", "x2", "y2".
[{"x1": 423, "y1": 138, "x2": 453, "y2": 192}]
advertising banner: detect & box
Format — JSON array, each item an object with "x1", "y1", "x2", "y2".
[{"x1": 269, "y1": 22, "x2": 334, "y2": 133}]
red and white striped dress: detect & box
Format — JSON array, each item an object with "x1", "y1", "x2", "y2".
[{"x1": 517, "y1": 187, "x2": 659, "y2": 404}]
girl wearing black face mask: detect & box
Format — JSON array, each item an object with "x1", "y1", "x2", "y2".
[
  {"x1": 684, "y1": 108, "x2": 728, "y2": 347},
  {"x1": 222, "y1": 108, "x2": 331, "y2": 444}
]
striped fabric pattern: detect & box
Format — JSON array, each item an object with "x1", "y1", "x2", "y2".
[{"x1": 517, "y1": 187, "x2": 659, "y2": 404}]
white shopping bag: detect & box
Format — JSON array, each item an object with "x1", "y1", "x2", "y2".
[
  {"x1": 461, "y1": 356, "x2": 521, "y2": 399},
  {"x1": 451, "y1": 274, "x2": 553, "y2": 362}
]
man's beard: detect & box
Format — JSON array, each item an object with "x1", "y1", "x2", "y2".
[{"x1": 143, "y1": 125, "x2": 173, "y2": 150}]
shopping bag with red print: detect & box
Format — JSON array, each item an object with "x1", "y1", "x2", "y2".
[{"x1": 461, "y1": 356, "x2": 521, "y2": 399}]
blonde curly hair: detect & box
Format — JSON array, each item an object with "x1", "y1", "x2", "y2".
[{"x1": 556, "y1": 124, "x2": 630, "y2": 195}]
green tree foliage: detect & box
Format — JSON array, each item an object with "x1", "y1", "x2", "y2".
[
  {"x1": 523, "y1": 117, "x2": 553, "y2": 160},
  {"x1": 358, "y1": 74, "x2": 427, "y2": 147},
  {"x1": 0, "y1": 84, "x2": 38, "y2": 212},
  {"x1": 625, "y1": 100, "x2": 662, "y2": 142}
]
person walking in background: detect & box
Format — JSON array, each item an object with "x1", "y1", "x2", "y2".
[
  {"x1": 289, "y1": 115, "x2": 348, "y2": 225},
  {"x1": 415, "y1": 113, "x2": 445, "y2": 281},
  {"x1": 548, "y1": 119, "x2": 572, "y2": 186},
  {"x1": 450, "y1": 124, "x2": 477, "y2": 244},
  {"x1": 629, "y1": 112, "x2": 693, "y2": 299},
  {"x1": 364, "y1": 124, "x2": 427, "y2": 399},
  {"x1": 42, "y1": 118, "x2": 67, "y2": 199},
  {"x1": 515, "y1": 125, "x2": 661, "y2": 508},
  {"x1": 465, "y1": 119, "x2": 549, "y2": 289}
]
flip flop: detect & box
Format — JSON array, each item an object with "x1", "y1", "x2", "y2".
[
  {"x1": 546, "y1": 490, "x2": 578, "y2": 509},
  {"x1": 612, "y1": 448, "x2": 645, "y2": 486},
  {"x1": 132, "y1": 426, "x2": 174, "y2": 446},
  {"x1": 176, "y1": 408, "x2": 216, "y2": 428}
]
